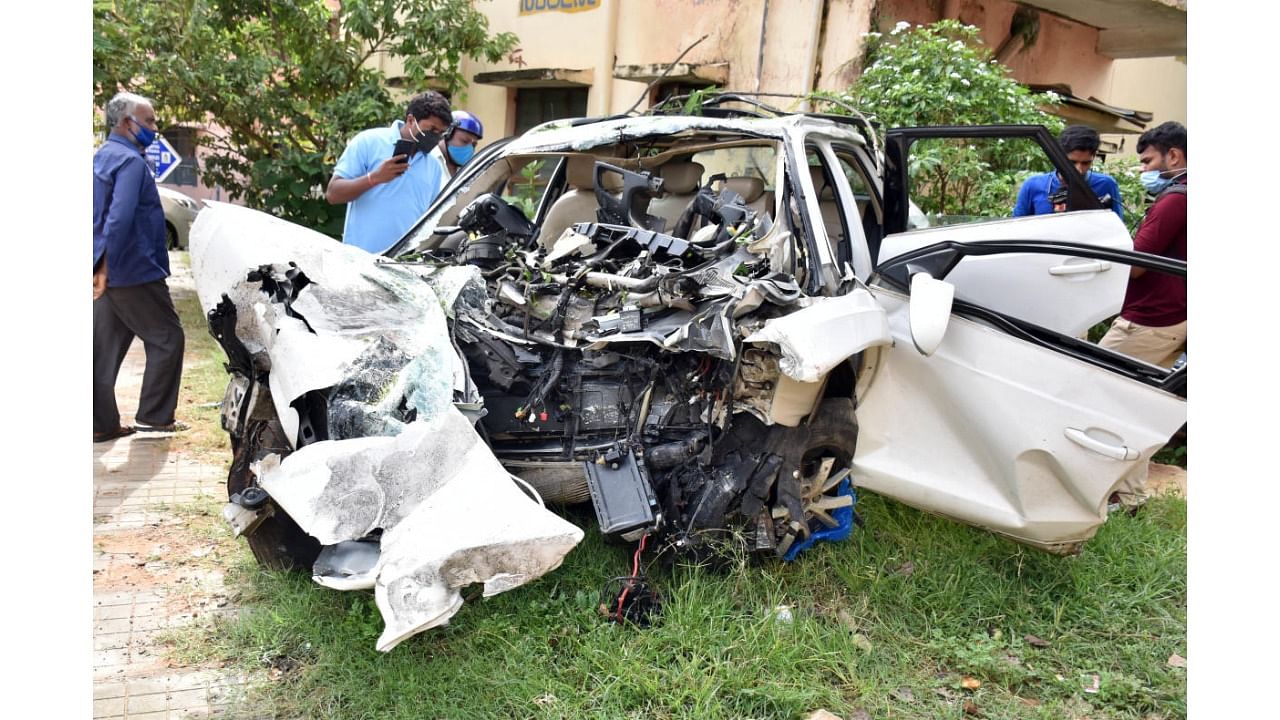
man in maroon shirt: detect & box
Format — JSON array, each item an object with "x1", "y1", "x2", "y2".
[{"x1": 1100, "y1": 121, "x2": 1187, "y2": 368}]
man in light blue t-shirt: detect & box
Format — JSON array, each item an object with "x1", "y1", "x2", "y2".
[{"x1": 325, "y1": 91, "x2": 452, "y2": 253}]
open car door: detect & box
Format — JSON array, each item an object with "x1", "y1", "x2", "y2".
[
  {"x1": 853, "y1": 240, "x2": 1186, "y2": 553},
  {"x1": 876, "y1": 125, "x2": 1131, "y2": 337}
]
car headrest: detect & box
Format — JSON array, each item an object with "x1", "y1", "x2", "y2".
[
  {"x1": 724, "y1": 176, "x2": 765, "y2": 203},
  {"x1": 808, "y1": 165, "x2": 833, "y2": 198},
  {"x1": 564, "y1": 156, "x2": 597, "y2": 189},
  {"x1": 563, "y1": 156, "x2": 626, "y2": 192},
  {"x1": 659, "y1": 161, "x2": 705, "y2": 194}
]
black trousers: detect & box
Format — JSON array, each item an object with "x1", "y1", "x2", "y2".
[{"x1": 93, "y1": 279, "x2": 185, "y2": 432}]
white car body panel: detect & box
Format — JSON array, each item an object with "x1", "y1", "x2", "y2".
[
  {"x1": 878, "y1": 210, "x2": 1133, "y2": 337},
  {"x1": 744, "y1": 288, "x2": 891, "y2": 383},
  {"x1": 190, "y1": 203, "x2": 584, "y2": 650},
  {"x1": 853, "y1": 287, "x2": 1186, "y2": 552}
]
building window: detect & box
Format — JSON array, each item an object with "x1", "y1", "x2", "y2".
[
  {"x1": 514, "y1": 88, "x2": 588, "y2": 134},
  {"x1": 160, "y1": 125, "x2": 200, "y2": 187}
]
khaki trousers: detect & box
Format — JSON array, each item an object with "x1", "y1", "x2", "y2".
[{"x1": 1098, "y1": 317, "x2": 1187, "y2": 369}]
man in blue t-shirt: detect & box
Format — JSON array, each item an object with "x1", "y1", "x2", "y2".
[
  {"x1": 1013, "y1": 124, "x2": 1124, "y2": 223},
  {"x1": 325, "y1": 91, "x2": 453, "y2": 253}
]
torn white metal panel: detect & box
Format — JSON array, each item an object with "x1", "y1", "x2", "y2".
[
  {"x1": 744, "y1": 287, "x2": 891, "y2": 383},
  {"x1": 191, "y1": 203, "x2": 481, "y2": 443},
  {"x1": 258, "y1": 408, "x2": 584, "y2": 651},
  {"x1": 190, "y1": 201, "x2": 384, "y2": 316},
  {"x1": 373, "y1": 449, "x2": 584, "y2": 651}
]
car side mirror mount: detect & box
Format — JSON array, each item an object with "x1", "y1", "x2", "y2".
[{"x1": 908, "y1": 272, "x2": 955, "y2": 356}]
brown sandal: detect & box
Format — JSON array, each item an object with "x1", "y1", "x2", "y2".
[{"x1": 93, "y1": 426, "x2": 136, "y2": 443}]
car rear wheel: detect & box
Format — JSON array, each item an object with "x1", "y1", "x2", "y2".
[{"x1": 165, "y1": 222, "x2": 179, "y2": 250}]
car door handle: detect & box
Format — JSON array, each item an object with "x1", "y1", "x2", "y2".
[
  {"x1": 1048, "y1": 260, "x2": 1112, "y2": 276},
  {"x1": 1063, "y1": 428, "x2": 1139, "y2": 461}
]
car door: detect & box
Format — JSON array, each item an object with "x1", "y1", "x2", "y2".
[
  {"x1": 876, "y1": 125, "x2": 1130, "y2": 337},
  {"x1": 852, "y1": 241, "x2": 1186, "y2": 554}
]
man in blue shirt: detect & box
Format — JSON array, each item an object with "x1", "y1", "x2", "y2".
[
  {"x1": 1013, "y1": 125, "x2": 1124, "y2": 223},
  {"x1": 325, "y1": 91, "x2": 453, "y2": 253},
  {"x1": 93, "y1": 92, "x2": 186, "y2": 442}
]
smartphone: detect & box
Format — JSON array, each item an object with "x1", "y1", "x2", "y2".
[{"x1": 392, "y1": 139, "x2": 416, "y2": 164}]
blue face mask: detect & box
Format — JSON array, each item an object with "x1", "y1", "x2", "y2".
[
  {"x1": 1139, "y1": 170, "x2": 1172, "y2": 194},
  {"x1": 447, "y1": 143, "x2": 475, "y2": 166},
  {"x1": 129, "y1": 116, "x2": 157, "y2": 148}
]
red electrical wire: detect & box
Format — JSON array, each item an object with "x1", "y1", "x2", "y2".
[{"x1": 614, "y1": 533, "x2": 649, "y2": 622}]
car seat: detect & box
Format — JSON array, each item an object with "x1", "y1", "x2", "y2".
[
  {"x1": 647, "y1": 161, "x2": 705, "y2": 232},
  {"x1": 538, "y1": 156, "x2": 623, "y2": 250}
]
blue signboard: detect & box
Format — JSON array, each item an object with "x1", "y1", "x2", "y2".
[{"x1": 145, "y1": 135, "x2": 183, "y2": 183}]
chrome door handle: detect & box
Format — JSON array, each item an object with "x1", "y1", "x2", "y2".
[
  {"x1": 1049, "y1": 260, "x2": 1112, "y2": 275},
  {"x1": 1064, "y1": 428, "x2": 1139, "y2": 461}
]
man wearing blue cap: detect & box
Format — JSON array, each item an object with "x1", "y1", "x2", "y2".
[{"x1": 431, "y1": 110, "x2": 484, "y2": 185}]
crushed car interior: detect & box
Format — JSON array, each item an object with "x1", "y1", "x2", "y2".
[{"x1": 190, "y1": 93, "x2": 1186, "y2": 650}]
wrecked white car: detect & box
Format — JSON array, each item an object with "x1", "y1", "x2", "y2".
[{"x1": 191, "y1": 97, "x2": 1185, "y2": 650}]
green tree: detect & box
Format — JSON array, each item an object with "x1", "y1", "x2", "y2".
[
  {"x1": 815, "y1": 19, "x2": 1064, "y2": 218},
  {"x1": 94, "y1": 0, "x2": 517, "y2": 237}
]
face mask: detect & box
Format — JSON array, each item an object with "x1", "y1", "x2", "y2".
[
  {"x1": 1140, "y1": 168, "x2": 1185, "y2": 194},
  {"x1": 129, "y1": 116, "x2": 156, "y2": 148},
  {"x1": 447, "y1": 143, "x2": 475, "y2": 166},
  {"x1": 408, "y1": 121, "x2": 442, "y2": 156}
]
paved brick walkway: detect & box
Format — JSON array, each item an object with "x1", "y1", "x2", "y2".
[{"x1": 93, "y1": 254, "x2": 259, "y2": 719}]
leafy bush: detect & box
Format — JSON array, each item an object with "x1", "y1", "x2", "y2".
[
  {"x1": 94, "y1": 0, "x2": 518, "y2": 238},
  {"x1": 816, "y1": 20, "x2": 1064, "y2": 219}
]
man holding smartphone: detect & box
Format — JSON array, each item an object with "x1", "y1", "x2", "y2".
[{"x1": 325, "y1": 91, "x2": 452, "y2": 253}]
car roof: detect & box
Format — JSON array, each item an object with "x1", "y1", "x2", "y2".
[{"x1": 502, "y1": 113, "x2": 868, "y2": 154}]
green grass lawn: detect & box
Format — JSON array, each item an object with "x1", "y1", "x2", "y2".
[{"x1": 171, "y1": 265, "x2": 1187, "y2": 720}]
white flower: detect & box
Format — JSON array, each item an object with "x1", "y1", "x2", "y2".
[
  {"x1": 862, "y1": 31, "x2": 883, "y2": 38},
  {"x1": 949, "y1": 72, "x2": 961, "y2": 79},
  {"x1": 946, "y1": 95, "x2": 955, "y2": 102},
  {"x1": 891, "y1": 20, "x2": 911, "y2": 35}
]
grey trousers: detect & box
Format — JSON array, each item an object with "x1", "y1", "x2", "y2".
[{"x1": 93, "y1": 280, "x2": 185, "y2": 432}]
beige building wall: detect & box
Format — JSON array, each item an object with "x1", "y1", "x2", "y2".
[
  {"x1": 440, "y1": 0, "x2": 1181, "y2": 148},
  {"x1": 880, "y1": 0, "x2": 1115, "y2": 100},
  {"x1": 1102, "y1": 56, "x2": 1187, "y2": 157},
  {"x1": 454, "y1": 0, "x2": 881, "y2": 139}
]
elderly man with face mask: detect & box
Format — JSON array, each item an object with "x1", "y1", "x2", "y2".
[
  {"x1": 93, "y1": 91, "x2": 186, "y2": 442},
  {"x1": 326, "y1": 91, "x2": 452, "y2": 253},
  {"x1": 1099, "y1": 121, "x2": 1187, "y2": 369}
]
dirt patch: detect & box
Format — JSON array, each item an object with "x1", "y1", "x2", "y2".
[
  {"x1": 1146, "y1": 462, "x2": 1186, "y2": 498},
  {"x1": 94, "y1": 514, "x2": 239, "y2": 614}
]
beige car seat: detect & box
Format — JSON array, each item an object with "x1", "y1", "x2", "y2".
[
  {"x1": 647, "y1": 161, "x2": 705, "y2": 232},
  {"x1": 538, "y1": 156, "x2": 623, "y2": 249},
  {"x1": 722, "y1": 176, "x2": 773, "y2": 220},
  {"x1": 809, "y1": 165, "x2": 845, "y2": 249}
]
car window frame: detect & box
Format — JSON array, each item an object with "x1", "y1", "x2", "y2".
[{"x1": 874, "y1": 238, "x2": 1186, "y2": 396}]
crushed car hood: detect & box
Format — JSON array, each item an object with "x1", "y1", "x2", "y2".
[{"x1": 190, "y1": 202, "x2": 584, "y2": 651}]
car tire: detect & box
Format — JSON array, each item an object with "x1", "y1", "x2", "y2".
[
  {"x1": 803, "y1": 398, "x2": 859, "y2": 469},
  {"x1": 165, "y1": 222, "x2": 179, "y2": 250},
  {"x1": 227, "y1": 418, "x2": 321, "y2": 571},
  {"x1": 787, "y1": 397, "x2": 860, "y2": 543}
]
